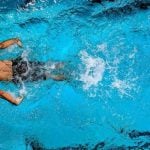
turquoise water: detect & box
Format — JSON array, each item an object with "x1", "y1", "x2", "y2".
[{"x1": 0, "y1": 0, "x2": 150, "y2": 149}]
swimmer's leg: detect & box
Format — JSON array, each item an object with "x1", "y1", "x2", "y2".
[
  {"x1": 28, "y1": 61, "x2": 66, "y2": 81},
  {"x1": 45, "y1": 73, "x2": 66, "y2": 81},
  {"x1": 45, "y1": 62, "x2": 65, "y2": 70},
  {"x1": 54, "y1": 62, "x2": 65, "y2": 69}
]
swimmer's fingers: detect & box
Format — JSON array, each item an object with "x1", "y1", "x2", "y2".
[
  {"x1": 17, "y1": 40, "x2": 23, "y2": 48},
  {"x1": 15, "y1": 95, "x2": 24, "y2": 105},
  {"x1": 15, "y1": 38, "x2": 23, "y2": 48}
]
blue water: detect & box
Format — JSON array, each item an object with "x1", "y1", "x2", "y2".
[{"x1": 0, "y1": 0, "x2": 150, "y2": 149}]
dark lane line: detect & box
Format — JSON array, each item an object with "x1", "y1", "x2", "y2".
[
  {"x1": 17, "y1": 17, "x2": 49, "y2": 28},
  {"x1": 25, "y1": 130, "x2": 150, "y2": 150},
  {"x1": 91, "y1": 0, "x2": 115, "y2": 3},
  {"x1": 92, "y1": 1, "x2": 150, "y2": 18}
]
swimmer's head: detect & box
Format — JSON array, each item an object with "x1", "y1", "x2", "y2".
[{"x1": 15, "y1": 38, "x2": 22, "y2": 48}]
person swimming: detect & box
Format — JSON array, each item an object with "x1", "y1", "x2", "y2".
[{"x1": 0, "y1": 38, "x2": 66, "y2": 105}]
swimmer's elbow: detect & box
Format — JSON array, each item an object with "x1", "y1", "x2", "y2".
[{"x1": 0, "y1": 43, "x2": 5, "y2": 49}]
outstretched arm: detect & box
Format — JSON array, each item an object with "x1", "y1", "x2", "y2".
[
  {"x1": 0, "y1": 90, "x2": 24, "y2": 105},
  {"x1": 0, "y1": 38, "x2": 22, "y2": 49}
]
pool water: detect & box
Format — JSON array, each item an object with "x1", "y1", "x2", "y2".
[{"x1": 0, "y1": 0, "x2": 150, "y2": 149}]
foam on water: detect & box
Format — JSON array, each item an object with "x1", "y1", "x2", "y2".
[
  {"x1": 108, "y1": 46, "x2": 139, "y2": 98},
  {"x1": 79, "y1": 50, "x2": 105, "y2": 90},
  {"x1": 97, "y1": 43, "x2": 107, "y2": 52},
  {"x1": 78, "y1": 42, "x2": 140, "y2": 99},
  {"x1": 112, "y1": 78, "x2": 134, "y2": 98},
  {"x1": 19, "y1": 81, "x2": 27, "y2": 96}
]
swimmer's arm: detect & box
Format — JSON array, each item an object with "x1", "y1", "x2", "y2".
[
  {"x1": 0, "y1": 90, "x2": 24, "y2": 105},
  {"x1": 0, "y1": 38, "x2": 22, "y2": 49}
]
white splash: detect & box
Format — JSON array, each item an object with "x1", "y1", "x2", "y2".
[
  {"x1": 97, "y1": 43, "x2": 107, "y2": 52},
  {"x1": 112, "y1": 78, "x2": 133, "y2": 97},
  {"x1": 19, "y1": 82, "x2": 27, "y2": 96},
  {"x1": 26, "y1": 0, "x2": 36, "y2": 6},
  {"x1": 129, "y1": 47, "x2": 137, "y2": 59},
  {"x1": 79, "y1": 50, "x2": 105, "y2": 90}
]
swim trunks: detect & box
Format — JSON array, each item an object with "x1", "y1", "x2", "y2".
[{"x1": 12, "y1": 57, "x2": 47, "y2": 83}]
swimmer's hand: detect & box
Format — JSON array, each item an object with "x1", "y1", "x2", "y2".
[
  {"x1": 15, "y1": 95, "x2": 24, "y2": 105},
  {"x1": 15, "y1": 38, "x2": 23, "y2": 48},
  {"x1": 0, "y1": 90, "x2": 24, "y2": 105}
]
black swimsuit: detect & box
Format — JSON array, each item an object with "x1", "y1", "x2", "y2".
[{"x1": 12, "y1": 57, "x2": 47, "y2": 83}]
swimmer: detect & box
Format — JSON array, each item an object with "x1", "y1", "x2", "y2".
[{"x1": 0, "y1": 38, "x2": 66, "y2": 105}]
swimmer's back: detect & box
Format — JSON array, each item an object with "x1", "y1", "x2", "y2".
[{"x1": 0, "y1": 61, "x2": 13, "y2": 81}]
